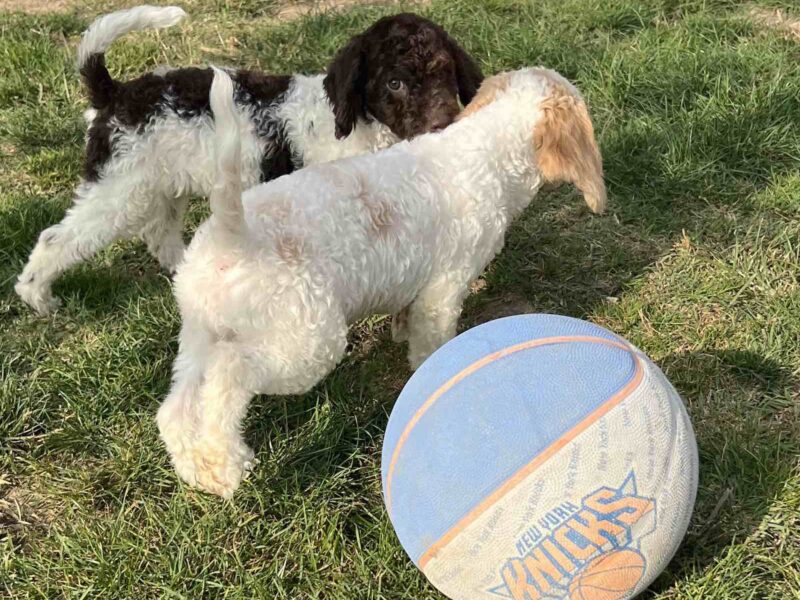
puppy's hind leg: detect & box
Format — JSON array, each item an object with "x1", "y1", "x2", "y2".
[
  {"x1": 190, "y1": 316, "x2": 349, "y2": 498},
  {"x1": 188, "y1": 342, "x2": 258, "y2": 499},
  {"x1": 157, "y1": 318, "x2": 214, "y2": 487},
  {"x1": 15, "y1": 176, "x2": 154, "y2": 314},
  {"x1": 140, "y1": 195, "x2": 189, "y2": 273}
]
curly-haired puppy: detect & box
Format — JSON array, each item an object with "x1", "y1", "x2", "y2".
[
  {"x1": 157, "y1": 67, "x2": 606, "y2": 498},
  {"x1": 15, "y1": 5, "x2": 482, "y2": 314}
]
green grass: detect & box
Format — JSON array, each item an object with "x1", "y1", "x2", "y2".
[{"x1": 1, "y1": 0, "x2": 799, "y2": 597}]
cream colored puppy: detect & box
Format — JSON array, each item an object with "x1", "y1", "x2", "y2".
[{"x1": 158, "y1": 66, "x2": 606, "y2": 498}]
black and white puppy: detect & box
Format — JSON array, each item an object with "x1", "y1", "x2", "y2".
[{"x1": 16, "y1": 5, "x2": 483, "y2": 314}]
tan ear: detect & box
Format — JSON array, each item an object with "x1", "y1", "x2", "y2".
[
  {"x1": 456, "y1": 73, "x2": 511, "y2": 121},
  {"x1": 533, "y1": 85, "x2": 606, "y2": 214}
]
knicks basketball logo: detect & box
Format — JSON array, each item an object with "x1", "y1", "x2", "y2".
[{"x1": 489, "y1": 472, "x2": 656, "y2": 600}]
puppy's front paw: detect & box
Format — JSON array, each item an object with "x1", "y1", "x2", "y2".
[
  {"x1": 192, "y1": 441, "x2": 255, "y2": 499},
  {"x1": 156, "y1": 244, "x2": 185, "y2": 275},
  {"x1": 15, "y1": 280, "x2": 61, "y2": 315},
  {"x1": 391, "y1": 308, "x2": 410, "y2": 343},
  {"x1": 407, "y1": 350, "x2": 427, "y2": 372},
  {"x1": 162, "y1": 441, "x2": 200, "y2": 488}
]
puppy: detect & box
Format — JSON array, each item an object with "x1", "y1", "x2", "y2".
[
  {"x1": 158, "y1": 66, "x2": 606, "y2": 498},
  {"x1": 15, "y1": 6, "x2": 482, "y2": 314}
]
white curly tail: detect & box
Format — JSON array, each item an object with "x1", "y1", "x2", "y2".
[
  {"x1": 78, "y1": 5, "x2": 186, "y2": 70},
  {"x1": 209, "y1": 67, "x2": 244, "y2": 234}
]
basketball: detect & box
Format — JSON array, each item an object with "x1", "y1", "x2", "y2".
[
  {"x1": 569, "y1": 549, "x2": 646, "y2": 600},
  {"x1": 381, "y1": 314, "x2": 698, "y2": 599}
]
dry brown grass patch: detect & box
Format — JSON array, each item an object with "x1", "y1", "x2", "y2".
[
  {"x1": 746, "y1": 6, "x2": 800, "y2": 42},
  {"x1": 275, "y1": 0, "x2": 428, "y2": 21},
  {"x1": 0, "y1": 0, "x2": 79, "y2": 14}
]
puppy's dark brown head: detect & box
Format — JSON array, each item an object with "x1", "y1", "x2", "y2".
[{"x1": 323, "y1": 13, "x2": 483, "y2": 140}]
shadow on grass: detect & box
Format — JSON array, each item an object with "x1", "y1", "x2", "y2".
[
  {"x1": 51, "y1": 255, "x2": 173, "y2": 316},
  {"x1": 241, "y1": 342, "x2": 797, "y2": 597},
  {"x1": 244, "y1": 323, "x2": 406, "y2": 493},
  {"x1": 647, "y1": 349, "x2": 798, "y2": 594}
]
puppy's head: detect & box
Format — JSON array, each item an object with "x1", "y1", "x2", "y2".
[
  {"x1": 323, "y1": 13, "x2": 483, "y2": 140},
  {"x1": 459, "y1": 69, "x2": 606, "y2": 214}
]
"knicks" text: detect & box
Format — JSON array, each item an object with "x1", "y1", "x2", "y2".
[{"x1": 499, "y1": 484, "x2": 654, "y2": 599}]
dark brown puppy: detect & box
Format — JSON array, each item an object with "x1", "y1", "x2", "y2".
[{"x1": 324, "y1": 13, "x2": 484, "y2": 139}]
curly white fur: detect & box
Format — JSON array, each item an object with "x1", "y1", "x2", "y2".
[{"x1": 157, "y1": 67, "x2": 606, "y2": 498}]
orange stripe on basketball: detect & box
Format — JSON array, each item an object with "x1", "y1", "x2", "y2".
[
  {"x1": 385, "y1": 335, "x2": 635, "y2": 514},
  {"x1": 411, "y1": 348, "x2": 644, "y2": 570}
]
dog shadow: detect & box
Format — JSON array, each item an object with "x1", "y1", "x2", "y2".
[
  {"x1": 57, "y1": 253, "x2": 172, "y2": 316},
  {"x1": 244, "y1": 319, "x2": 408, "y2": 491}
]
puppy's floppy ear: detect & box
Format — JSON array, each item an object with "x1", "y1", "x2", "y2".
[
  {"x1": 442, "y1": 31, "x2": 483, "y2": 106},
  {"x1": 534, "y1": 85, "x2": 607, "y2": 214},
  {"x1": 324, "y1": 34, "x2": 367, "y2": 139}
]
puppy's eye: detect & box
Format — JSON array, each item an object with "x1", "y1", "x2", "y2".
[{"x1": 387, "y1": 79, "x2": 405, "y2": 92}]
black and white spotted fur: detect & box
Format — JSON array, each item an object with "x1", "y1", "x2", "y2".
[{"x1": 16, "y1": 5, "x2": 483, "y2": 314}]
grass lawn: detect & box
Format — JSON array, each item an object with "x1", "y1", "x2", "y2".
[{"x1": 1, "y1": 0, "x2": 799, "y2": 597}]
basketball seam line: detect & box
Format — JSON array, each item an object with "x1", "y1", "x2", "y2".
[
  {"x1": 385, "y1": 335, "x2": 636, "y2": 514},
  {"x1": 413, "y1": 350, "x2": 645, "y2": 569}
]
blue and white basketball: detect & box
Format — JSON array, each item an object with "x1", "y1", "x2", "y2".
[{"x1": 382, "y1": 314, "x2": 698, "y2": 600}]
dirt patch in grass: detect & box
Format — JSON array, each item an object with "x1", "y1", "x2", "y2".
[
  {"x1": 0, "y1": 0, "x2": 80, "y2": 13},
  {"x1": 0, "y1": 0, "x2": 428, "y2": 19},
  {"x1": 746, "y1": 6, "x2": 800, "y2": 42},
  {"x1": 0, "y1": 476, "x2": 60, "y2": 549},
  {"x1": 275, "y1": 0, "x2": 428, "y2": 20}
]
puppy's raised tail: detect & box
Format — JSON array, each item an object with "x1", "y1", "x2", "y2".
[
  {"x1": 209, "y1": 67, "x2": 244, "y2": 234},
  {"x1": 533, "y1": 73, "x2": 607, "y2": 214},
  {"x1": 78, "y1": 5, "x2": 187, "y2": 110}
]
